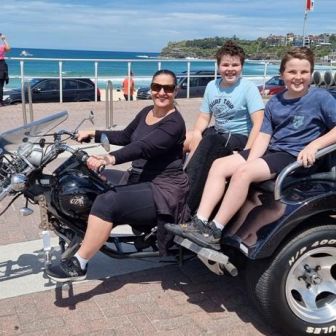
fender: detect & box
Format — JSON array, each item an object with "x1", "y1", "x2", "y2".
[{"x1": 223, "y1": 182, "x2": 336, "y2": 260}]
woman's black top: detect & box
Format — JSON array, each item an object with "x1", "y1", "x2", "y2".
[{"x1": 95, "y1": 105, "x2": 189, "y2": 226}]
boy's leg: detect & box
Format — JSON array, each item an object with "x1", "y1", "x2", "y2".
[
  {"x1": 196, "y1": 153, "x2": 247, "y2": 220},
  {"x1": 213, "y1": 158, "x2": 274, "y2": 226},
  {"x1": 186, "y1": 133, "x2": 233, "y2": 213},
  {"x1": 165, "y1": 153, "x2": 246, "y2": 237},
  {"x1": 185, "y1": 158, "x2": 273, "y2": 248}
]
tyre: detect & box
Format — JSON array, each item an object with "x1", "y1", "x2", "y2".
[{"x1": 246, "y1": 225, "x2": 336, "y2": 336}]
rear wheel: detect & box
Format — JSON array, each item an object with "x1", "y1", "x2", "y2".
[{"x1": 246, "y1": 225, "x2": 336, "y2": 336}]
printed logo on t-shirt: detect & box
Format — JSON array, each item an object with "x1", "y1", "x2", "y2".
[
  {"x1": 210, "y1": 97, "x2": 235, "y2": 122},
  {"x1": 292, "y1": 115, "x2": 305, "y2": 129}
]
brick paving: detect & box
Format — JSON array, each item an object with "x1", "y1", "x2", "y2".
[{"x1": 0, "y1": 100, "x2": 280, "y2": 336}]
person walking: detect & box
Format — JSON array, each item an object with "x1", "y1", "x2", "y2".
[{"x1": 0, "y1": 34, "x2": 10, "y2": 106}]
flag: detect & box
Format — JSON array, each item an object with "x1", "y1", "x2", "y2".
[{"x1": 306, "y1": 0, "x2": 314, "y2": 11}]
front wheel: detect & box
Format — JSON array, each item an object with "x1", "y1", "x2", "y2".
[{"x1": 246, "y1": 225, "x2": 336, "y2": 336}]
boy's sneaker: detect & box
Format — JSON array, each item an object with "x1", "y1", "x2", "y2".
[
  {"x1": 164, "y1": 215, "x2": 207, "y2": 237},
  {"x1": 186, "y1": 221, "x2": 222, "y2": 250},
  {"x1": 46, "y1": 256, "x2": 87, "y2": 283}
]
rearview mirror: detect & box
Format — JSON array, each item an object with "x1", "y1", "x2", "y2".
[{"x1": 100, "y1": 133, "x2": 110, "y2": 152}]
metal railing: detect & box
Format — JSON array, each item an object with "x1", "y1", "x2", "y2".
[{"x1": 5, "y1": 56, "x2": 275, "y2": 102}]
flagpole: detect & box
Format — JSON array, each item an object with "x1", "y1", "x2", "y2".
[{"x1": 302, "y1": 9, "x2": 308, "y2": 46}]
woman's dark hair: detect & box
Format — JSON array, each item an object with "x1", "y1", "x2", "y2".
[
  {"x1": 215, "y1": 40, "x2": 246, "y2": 66},
  {"x1": 280, "y1": 47, "x2": 315, "y2": 74},
  {"x1": 152, "y1": 69, "x2": 177, "y2": 85}
]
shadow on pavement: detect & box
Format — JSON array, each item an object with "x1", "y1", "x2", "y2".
[{"x1": 53, "y1": 258, "x2": 280, "y2": 336}]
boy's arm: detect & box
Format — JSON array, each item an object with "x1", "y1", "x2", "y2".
[
  {"x1": 189, "y1": 112, "x2": 211, "y2": 151},
  {"x1": 244, "y1": 109, "x2": 264, "y2": 149},
  {"x1": 298, "y1": 126, "x2": 336, "y2": 167},
  {"x1": 246, "y1": 132, "x2": 271, "y2": 162}
]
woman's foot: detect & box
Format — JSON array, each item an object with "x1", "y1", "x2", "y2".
[{"x1": 46, "y1": 256, "x2": 87, "y2": 282}]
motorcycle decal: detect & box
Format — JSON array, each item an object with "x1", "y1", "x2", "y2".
[{"x1": 70, "y1": 195, "x2": 85, "y2": 207}]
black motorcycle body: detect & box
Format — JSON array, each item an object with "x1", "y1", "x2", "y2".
[
  {"x1": 0, "y1": 111, "x2": 160, "y2": 261},
  {"x1": 175, "y1": 148, "x2": 336, "y2": 336},
  {"x1": 0, "y1": 111, "x2": 335, "y2": 336}
]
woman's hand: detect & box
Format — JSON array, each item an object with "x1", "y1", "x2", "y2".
[
  {"x1": 87, "y1": 154, "x2": 115, "y2": 171},
  {"x1": 297, "y1": 143, "x2": 319, "y2": 167},
  {"x1": 76, "y1": 130, "x2": 95, "y2": 142}
]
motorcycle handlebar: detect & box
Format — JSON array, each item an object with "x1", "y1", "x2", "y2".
[{"x1": 73, "y1": 150, "x2": 105, "y2": 174}]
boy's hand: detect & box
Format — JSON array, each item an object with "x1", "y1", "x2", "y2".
[
  {"x1": 189, "y1": 131, "x2": 202, "y2": 152},
  {"x1": 297, "y1": 143, "x2": 319, "y2": 167}
]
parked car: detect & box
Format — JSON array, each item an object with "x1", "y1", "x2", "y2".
[
  {"x1": 258, "y1": 75, "x2": 286, "y2": 96},
  {"x1": 136, "y1": 70, "x2": 219, "y2": 100},
  {"x1": 3, "y1": 78, "x2": 100, "y2": 104}
]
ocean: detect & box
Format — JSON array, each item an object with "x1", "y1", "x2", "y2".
[{"x1": 5, "y1": 47, "x2": 284, "y2": 89}]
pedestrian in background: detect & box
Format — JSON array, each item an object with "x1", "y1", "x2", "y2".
[
  {"x1": 0, "y1": 34, "x2": 10, "y2": 106},
  {"x1": 122, "y1": 71, "x2": 135, "y2": 101}
]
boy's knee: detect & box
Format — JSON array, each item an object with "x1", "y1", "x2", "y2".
[{"x1": 232, "y1": 165, "x2": 253, "y2": 183}]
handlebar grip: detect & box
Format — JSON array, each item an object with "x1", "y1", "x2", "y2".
[
  {"x1": 80, "y1": 137, "x2": 91, "y2": 143},
  {"x1": 97, "y1": 164, "x2": 105, "y2": 174}
]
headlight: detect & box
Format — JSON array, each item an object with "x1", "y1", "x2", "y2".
[{"x1": 3, "y1": 95, "x2": 9, "y2": 100}]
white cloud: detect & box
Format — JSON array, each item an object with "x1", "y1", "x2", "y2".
[{"x1": 2, "y1": 0, "x2": 335, "y2": 51}]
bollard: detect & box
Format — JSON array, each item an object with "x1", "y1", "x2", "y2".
[
  {"x1": 105, "y1": 80, "x2": 115, "y2": 129},
  {"x1": 26, "y1": 81, "x2": 34, "y2": 122}
]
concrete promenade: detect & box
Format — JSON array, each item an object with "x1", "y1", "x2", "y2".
[{"x1": 0, "y1": 100, "x2": 279, "y2": 335}]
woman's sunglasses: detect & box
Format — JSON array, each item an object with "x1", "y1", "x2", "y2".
[{"x1": 150, "y1": 82, "x2": 176, "y2": 93}]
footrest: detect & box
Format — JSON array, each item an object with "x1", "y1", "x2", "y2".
[{"x1": 174, "y1": 236, "x2": 238, "y2": 276}]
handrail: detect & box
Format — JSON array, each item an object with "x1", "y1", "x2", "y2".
[
  {"x1": 5, "y1": 57, "x2": 274, "y2": 102},
  {"x1": 274, "y1": 143, "x2": 336, "y2": 200}
]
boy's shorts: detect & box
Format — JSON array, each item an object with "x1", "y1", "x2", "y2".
[{"x1": 239, "y1": 149, "x2": 296, "y2": 175}]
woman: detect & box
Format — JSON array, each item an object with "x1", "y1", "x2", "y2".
[
  {"x1": 0, "y1": 34, "x2": 10, "y2": 106},
  {"x1": 46, "y1": 69, "x2": 189, "y2": 282}
]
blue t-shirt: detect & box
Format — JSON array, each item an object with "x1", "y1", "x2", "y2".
[
  {"x1": 261, "y1": 87, "x2": 336, "y2": 156},
  {"x1": 200, "y1": 77, "x2": 264, "y2": 136}
]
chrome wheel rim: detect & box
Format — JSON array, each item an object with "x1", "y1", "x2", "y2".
[{"x1": 286, "y1": 246, "x2": 336, "y2": 323}]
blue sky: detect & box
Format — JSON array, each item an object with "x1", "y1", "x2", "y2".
[{"x1": 2, "y1": 0, "x2": 335, "y2": 52}]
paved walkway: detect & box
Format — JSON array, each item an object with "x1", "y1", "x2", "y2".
[{"x1": 0, "y1": 100, "x2": 279, "y2": 335}]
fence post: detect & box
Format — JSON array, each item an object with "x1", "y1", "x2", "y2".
[
  {"x1": 262, "y1": 62, "x2": 269, "y2": 95},
  {"x1": 59, "y1": 61, "x2": 63, "y2": 103},
  {"x1": 27, "y1": 81, "x2": 34, "y2": 122},
  {"x1": 187, "y1": 62, "x2": 191, "y2": 99},
  {"x1": 127, "y1": 61, "x2": 132, "y2": 102},
  {"x1": 20, "y1": 61, "x2": 27, "y2": 125},
  {"x1": 94, "y1": 62, "x2": 98, "y2": 102}
]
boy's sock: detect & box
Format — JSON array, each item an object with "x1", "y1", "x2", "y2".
[
  {"x1": 74, "y1": 252, "x2": 88, "y2": 270},
  {"x1": 196, "y1": 213, "x2": 208, "y2": 223},
  {"x1": 212, "y1": 219, "x2": 224, "y2": 230}
]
